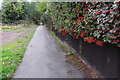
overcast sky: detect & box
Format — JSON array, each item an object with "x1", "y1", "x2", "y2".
[{"x1": 0, "y1": 0, "x2": 3, "y2": 9}]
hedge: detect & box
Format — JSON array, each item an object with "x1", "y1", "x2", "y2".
[{"x1": 47, "y1": 1, "x2": 120, "y2": 47}]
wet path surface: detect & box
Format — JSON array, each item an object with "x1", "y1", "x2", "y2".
[{"x1": 13, "y1": 25, "x2": 85, "y2": 78}]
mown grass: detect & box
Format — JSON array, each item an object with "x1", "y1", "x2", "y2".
[{"x1": 1, "y1": 25, "x2": 37, "y2": 79}]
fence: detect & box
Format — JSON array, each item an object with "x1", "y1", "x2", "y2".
[{"x1": 52, "y1": 27, "x2": 119, "y2": 78}]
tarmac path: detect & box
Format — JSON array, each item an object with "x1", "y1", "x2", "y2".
[{"x1": 13, "y1": 25, "x2": 85, "y2": 78}]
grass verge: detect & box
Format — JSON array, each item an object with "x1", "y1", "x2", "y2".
[
  {"x1": 0, "y1": 24, "x2": 38, "y2": 31},
  {"x1": 47, "y1": 27, "x2": 101, "y2": 78},
  {"x1": 1, "y1": 25, "x2": 37, "y2": 79}
]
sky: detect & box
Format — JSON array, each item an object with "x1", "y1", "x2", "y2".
[{"x1": 0, "y1": 0, "x2": 3, "y2": 9}]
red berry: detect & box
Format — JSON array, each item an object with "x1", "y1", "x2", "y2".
[
  {"x1": 91, "y1": 6, "x2": 94, "y2": 9},
  {"x1": 108, "y1": 21, "x2": 112, "y2": 23},
  {"x1": 92, "y1": 18, "x2": 96, "y2": 20},
  {"x1": 115, "y1": 1, "x2": 120, "y2": 4},
  {"x1": 70, "y1": 30, "x2": 74, "y2": 33},
  {"x1": 84, "y1": 39, "x2": 87, "y2": 42},
  {"x1": 102, "y1": 11, "x2": 106, "y2": 14},
  {"x1": 103, "y1": 6, "x2": 107, "y2": 7},
  {"x1": 118, "y1": 32, "x2": 120, "y2": 35},
  {"x1": 116, "y1": 28, "x2": 119, "y2": 31},
  {"x1": 93, "y1": 2, "x2": 97, "y2": 5},
  {"x1": 111, "y1": 37, "x2": 116, "y2": 39},
  {"x1": 97, "y1": 7, "x2": 101, "y2": 9},
  {"x1": 83, "y1": 8, "x2": 88, "y2": 11},
  {"x1": 96, "y1": 41, "x2": 104, "y2": 46},
  {"x1": 60, "y1": 26, "x2": 64, "y2": 29},
  {"x1": 115, "y1": 40, "x2": 119, "y2": 42},
  {"x1": 61, "y1": 30, "x2": 67, "y2": 35},
  {"x1": 106, "y1": 11, "x2": 110, "y2": 13},
  {"x1": 117, "y1": 15, "x2": 120, "y2": 17},
  {"x1": 95, "y1": 11, "x2": 101, "y2": 15},
  {"x1": 112, "y1": 42, "x2": 116, "y2": 44},
  {"x1": 110, "y1": 10, "x2": 113, "y2": 12}
]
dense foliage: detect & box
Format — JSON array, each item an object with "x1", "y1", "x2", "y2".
[
  {"x1": 47, "y1": 2, "x2": 120, "y2": 47},
  {"x1": 2, "y1": 2, "x2": 47, "y2": 24},
  {"x1": 2, "y1": 2, "x2": 25, "y2": 23}
]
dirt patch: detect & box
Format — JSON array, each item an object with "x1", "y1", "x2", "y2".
[
  {"x1": 1, "y1": 30, "x2": 21, "y2": 46},
  {"x1": 1, "y1": 28, "x2": 36, "y2": 46}
]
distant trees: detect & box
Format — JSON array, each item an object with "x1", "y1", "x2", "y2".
[
  {"x1": 2, "y1": 2, "x2": 24, "y2": 23},
  {"x1": 32, "y1": 2, "x2": 47, "y2": 24},
  {"x1": 2, "y1": 2, "x2": 47, "y2": 24}
]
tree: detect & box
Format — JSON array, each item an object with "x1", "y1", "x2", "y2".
[
  {"x1": 33, "y1": 2, "x2": 47, "y2": 24},
  {"x1": 2, "y1": 2, "x2": 25, "y2": 23},
  {"x1": 2, "y1": 2, "x2": 47, "y2": 24}
]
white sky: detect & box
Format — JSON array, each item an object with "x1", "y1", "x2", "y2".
[
  {"x1": 28, "y1": 0, "x2": 31, "y2": 2},
  {"x1": 0, "y1": 0, "x2": 3, "y2": 9}
]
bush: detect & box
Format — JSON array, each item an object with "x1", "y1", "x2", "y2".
[{"x1": 47, "y1": 2, "x2": 120, "y2": 47}]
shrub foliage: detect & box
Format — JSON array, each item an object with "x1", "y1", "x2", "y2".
[{"x1": 47, "y1": 2, "x2": 120, "y2": 47}]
